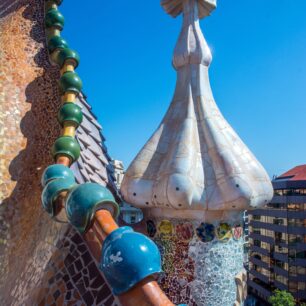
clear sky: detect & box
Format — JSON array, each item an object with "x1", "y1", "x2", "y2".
[{"x1": 60, "y1": 0, "x2": 306, "y2": 178}]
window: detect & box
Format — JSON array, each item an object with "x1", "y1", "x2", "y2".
[
  {"x1": 289, "y1": 235, "x2": 303, "y2": 244},
  {"x1": 288, "y1": 219, "x2": 304, "y2": 227},
  {"x1": 298, "y1": 282, "x2": 306, "y2": 290},
  {"x1": 268, "y1": 202, "x2": 286, "y2": 209},
  {"x1": 288, "y1": 204, "x2": 301, "y2": 211},
  {"x1": 275, "y1": 232, "x2": 283, "y2": 243},
  {"x1": 276, "y1": 274, "x2": 288, "y2": 286},
  {"x1": 253, "y1": 215, "x2": 261, "y2": 220},
  {"x1": 284, "y1": 189, "x2": 302, "y2": 196},
  {"x1": 254, "y1": 240, "x2": 261, "y2": 247},
  {"x1": 289, "y1": 281, "x2": 298, "y2": 292},
  {"x1": 296, "y1": 251, "x2": 306, "y2": 259},
  {"x1": 274, "y1": 190, "x2": 283, "y2": 196},
  {"x1": 289, "y1": 265, "x2": 297, "y2": 276},
  {"x1": 253, "y1": 228, "x2": 261, "y2": 235},
  {"x1": 289, "y1": 249, "x2": 297, "y2": 259},
  {"x1": 298, "y1": 267, "x2": 306, "y2": 274},
  {"x1": 275, "y1": 260, "x2": 285, "y2": 269},
  {"x1": 273, "y1": 218, "x2": 284, "y2": 225}
]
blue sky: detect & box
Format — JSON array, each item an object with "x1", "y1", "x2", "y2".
[{"x1": 60, "y1": 1, "x2": 306, "y2": 177}]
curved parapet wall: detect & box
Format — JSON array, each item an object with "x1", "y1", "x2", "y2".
[{"x1": 0, "y1": 1, "x2": 118, "y2": 305}]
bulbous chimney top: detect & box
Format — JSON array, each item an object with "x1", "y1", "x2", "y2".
[{"x1": 120, "y1": 0, "x2": 273, "y2": 220}]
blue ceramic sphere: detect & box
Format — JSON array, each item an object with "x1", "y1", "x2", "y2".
[
  {"x1": 65, "y1": 183, "x2": 119, "y2": 233},
  {"x1": 41, "y1": 177, "x2": 76, "y2": 216},
  {"x1": 41, "y1": 164, "x2": 75, "y2": 187},
  {"x1": 100, "y1": 226, "x2": 162, "y2": 295}
]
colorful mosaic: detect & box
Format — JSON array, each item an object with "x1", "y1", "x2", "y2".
[
  {"x1": 232, "y1": 224, "x2": 243, "y2": 241},
  {"x1": 216, "y1": 222, "x2": 232, "y2": 242},
  {"x1": 146, "y1": 219, "x2": 157, "y2": 238},
  {"x1": 154, "y1": 219, "x2": 196, "y2": 305},
  {"x1": 140, "y1": 217, "x2": 245, "y2": 305},
  {"x1": 196, "y1": 223, "x2": 215, "y2": 243}
]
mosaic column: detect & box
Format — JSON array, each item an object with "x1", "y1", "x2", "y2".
[
  {"x1": 140, "y1": 214, "x2": 245, "y2": 305},
  {"x1": 121, "y1": 0, "x2": 273, "y2": 305}
]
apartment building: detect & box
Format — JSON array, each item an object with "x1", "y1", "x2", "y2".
[{"x1": 248, "y1": 165, "x2": 306, "y2": 304}]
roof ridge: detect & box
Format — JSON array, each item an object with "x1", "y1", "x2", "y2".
[{"x1": 73, "y1": 96, "x2": 121, "y2": 201}]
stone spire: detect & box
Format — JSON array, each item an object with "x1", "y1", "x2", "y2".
[{"x1": 121, "y1": 0, "x2": 273, "y2": 220}]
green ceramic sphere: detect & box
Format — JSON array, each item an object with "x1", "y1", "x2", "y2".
[
  {"x1": 52, "y1": 136, "x2": 80, "y2": 163},
  {"x1": 65, "y1": 183, "x2": 120, "y2": 233},
  {"x1": 48, "y1": 36, "x2": 68, "y2": 53},
  {"x1": 58, "y1": 103, "x2": 83, "y2": 127},
  {"x1": 56, "y1": 48, "x2": 80, "y2": 68},
  {"x1": 59, "y1": 71, "x2": 82, "y2": 94},
  {"x1": 45, "y1": 8, "x2": 65, "y2": 30}
]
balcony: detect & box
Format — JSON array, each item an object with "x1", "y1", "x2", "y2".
[
  {"x1": 247, "y1": 279, "x2": 272, "y2": 299},
  {"x1": 250, "y1": 220, "x2": 306, "y2": 235},
  {"x1": 250, "y1": 245, "x2": 270, "y2": 256},
  {"x1": 296, "y1": 243, "x2": 306, "y2": 252},
  {"x1": 250, "y1": 209, "x2": 306, "y2": 219},
  {"x1": 249, "y1": 269, "x2": 270, "y2": 284},
  {"x1": 250, "y1": 220, "x2": 287, "y2": 233},
  {"x1": 273, "y1": 265, "x2": 288, "y2": 278},
  {"x1": 290, "y1": 273, "x2": 306, "y2": 282},
  {"x1": 250, "y1": 256, "x2": 270, "y2": 270},
  {"x1": 294, "y1": 290, "x2": 306, "y2": 299},
  {"x1": 288, "y1": 211, "x2": 306, "y2": 219},
  {"x1": 249, "y1": 232, "x2": 274, "y2": 244},
  {"x1": 293, "y1": 257, "x2": 306, "y2": 267},
  {"x1": 272, "y1": 179, "x2": 306, "y2": 190},
  {"x1": 273, "y1": 252, "x2": 288, "y2": 263},
  {"x1": 274, "y1": 279, "x2": 288, "y2": 291},
  {"x1": 271, "y1": 194, "x2": 306, "y2": 204},
  {"x1": 287, "y1": 240, "x2": 306, "y2": 252}
]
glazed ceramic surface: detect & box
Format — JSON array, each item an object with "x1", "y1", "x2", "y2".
[
  {"x1": 121, "y1": 1, "x2": 272, "y2": 305},
  {"x1": 121, "y1": 0, "x2": 273, "y2": 218}
]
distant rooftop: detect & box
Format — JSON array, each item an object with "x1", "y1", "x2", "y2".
[{"x1": 275, "y1": 165, "x2": 306, "y2": 181}]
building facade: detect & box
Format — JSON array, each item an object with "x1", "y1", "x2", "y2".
[
  {"x1": 111, "y1": 159, "x2": 125, "y2": 188},
  {"x1": 111, "y1": 159, "x2": 144, "y2": 224},
  {"x1": 248, "y1": 165, "x2": 306, "y2": 304}
]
